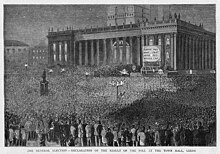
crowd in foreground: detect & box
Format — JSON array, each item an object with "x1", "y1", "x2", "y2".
[{"x1": 5, "y1": 115, "x2": 216, "y2": 147}]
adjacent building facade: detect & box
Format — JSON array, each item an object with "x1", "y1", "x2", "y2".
[
  {"x1": 4, "y1": 40, "x2": 29, "y2": 64},
  {"x1": 29, "y1": 45, "x2": 48, "y2": 66},
  {"x1": 47, "y1": 5, "x2": 216, "y2": 72}
]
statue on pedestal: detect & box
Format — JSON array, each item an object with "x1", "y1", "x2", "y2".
[{"x1": 40, "y1": 69, "x2": 49, "y2": 96}]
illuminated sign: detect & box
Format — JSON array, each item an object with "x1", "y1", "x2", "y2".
[{"x1": 142, "y1": 46, "x2": 161, "y2": 62}]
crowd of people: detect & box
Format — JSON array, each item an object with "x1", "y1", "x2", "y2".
[{"x1": 5, "y1": 114, "x2": 216, "y2": 147}]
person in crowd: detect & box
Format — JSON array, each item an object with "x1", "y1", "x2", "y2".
[
  {"x1": 8, "y1": 125, "x2": 14, "y2": 146},
  {"x1": 120, "y1": 127, "x2": 125, "y2": 146},
  {"x1": 85, "y1": 122, "x2": 92, "y2": 146},
  {"x1": 184, "y1": 124, "x2": 193, "y2": 146},
  {"x1": 106, "y1": 128, "x2": 114, "y2": 146},
  {"x1": 78, "y1": 119, "x2": 84, "y2": 146},
  {"x1": 94, "y1": 121, "x2": 99, "y2": 146},
  {"x1": 130, "y1": 125, "x2": 137, "y2": 146},
  {"x1": 20, "y1": 126, "x2": 26, "y2": 146},
  {"x1": 197, "y1": 121, "x2": 206, "y2": 146},
  {"x1": 164, "y1": 125, "x2": 173, "y2": 146},
  {"x1": 146, "y1": 126, "x2": 155, "y2": 146},
  {"x1": 112, "y1": 127, "x2": 119, "y2": 146},
  {"x1": 96, "y1": 121, "x2": 103, "y2": 146},
  {"x1": 24, "y1": 119, "x2": 32, "y2": 141},
  {"x1": 159, "y1": 125, "x2": 166, "y2": 146},
  {"x1": 154, "y1": 127, "x2": 161, "y2": 146},
  {"x1": 70, "y1": 122, "x2": 77, "y2": 144},
  {"x1": 101, "y1": 126, "x2": 107, "y2": 146},
  {"x1": 192, "y1": 124, "x2": 199, "y2": 146},
  {"x1": 137, "y1": 126, "x2": 146, "y2": 146},
  {"x1": 14, "y1": 125, "x2": 20, "y2": 146},
  {"x1": 124, "y1": 127, "x2": 131, "y2": 146}
]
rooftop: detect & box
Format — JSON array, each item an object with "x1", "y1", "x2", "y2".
[{"x1": 5, "y1": 40, "x2": 29, "y2": 47}]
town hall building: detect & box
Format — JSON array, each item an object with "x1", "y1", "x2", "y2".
[{"x1": 47, "y1": 5, "x2": 216, "y2": 73}]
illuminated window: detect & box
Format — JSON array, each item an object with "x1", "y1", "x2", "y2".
[
  {"x1": 36, "y1": 56, "x2": 38, "y2": 59},
  {"x1": 33, "y1": 56, "x2": 35, "y2": 59},
  {"x1": 149, "y1": 39, "x2": 153, "y2": 45},
  {"x1": 166, "y1": 38, "x2": 170, "y2": 45},
  {"x1": 158, "y1": 38, "x2": 161, "y2": 45},
  {"x1": 33, "y1": 50, "x2": 35, "y2": 53}
]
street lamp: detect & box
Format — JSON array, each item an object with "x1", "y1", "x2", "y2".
[
  {"x1": 158, "y1": 69, "x2": 164, "y2": 90},
  {"x1": 49, "y1": 69, "x2": 53, "y2": 74},
  {"x1": 85, "y1": 71, "x2": 90, "y2": 80},
  {"x1": 24, "y1": 63, "x2": 28, "y2": 71},
  {"x1": 109, "y1": 80, "x2": 125, "y2": 100},
  {"x1": 60, "y1": 68, "x2": 65, "y2": 73}
]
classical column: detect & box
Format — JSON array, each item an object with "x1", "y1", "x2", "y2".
[
  {"x1": 56, "y1": 42, "x2": 59, "y2": 62},
  {"x1": 137, "y1": 36, "x2": 140, "y2": 66},
  {"x1": 211, "y1": 40, "x2": 214, "y2": 69},
  {"x1": 161, "y1": 34, "x2": 165, "y2": 67},
  {"x1": 173, "y1": 33, "x2": 177, "y2": 70},
  {"x1": 192, "y1": 37, "x2": 195, "y2": 69},
  {"x1": 145, "y1": 35, "x2": 148, "y2": 46},
  {"x1": 116, "y1": 38, "x2": 119, "y2": 64},
  {"x1": 189, "y1": 36, "x2": 192, "y2": 69},
  {"x1": 66, "y1": 41, "x2": 69, "y2": 65},
  {"x1": 185, "y1": 35, "x2": 189, "y2": 69},
  {"x1": 195, "y1": 37, "x2": 198, "y2": 69},
  {"x1": 213, "y1": 41, "x2": 216, "y2": 69},
  {"x1": 109, "y1": 38, "x2": 113, "y2": 64},
  {"x1": 129, "y1": 36, "x2": 133, "y2": 64},
  {"x1": 201, "y1": 38, "x2": 204, "y2": 69},
  {"x1": 205, "y1": 39, "x2": 208, "y2": 69},
  {"x1": 170, "y1": 34, "x2": 174, "y2": 69},
  {"x1": 208, "y1": 40, "x2": 211, "y2": 69},
  {"x1": 103, "y1": 39, "x2": 107, "y2": 65},
  {"x1": 79, "y1": 41, "x2": 82, "y2": 65},
  {"x1": 84, "y1": 40, "x2": 88, "y2": 65},
  {"x1": 91, "y1": 40, "x2": 94, "y2": 66},
  {"x1": 96, "y1": 39, "x2": 100, "y2": 65},
  {"x1": 123, "y1": 37, "x2": 126, "y2": 64},
  {"x1": 69, "y1": 38, "x2": 73, "y2": 65},
  {"x1": 73, "y1": 41, "x2": 76, "y2": 66},
  {"x1": 48, "y1": 41, "x2": 52, "y2": 66},
  {"x1": 181, "y1": 35, "x2": 185, "y2": 69},
  {"x1": 61, "y1": 41, "x2": 65, "y2": 64},
  {"x1": 197, "y1": 38, "x2": 201, "y2": 70},
  {"x1": 141, "y1": 35, "x2": 144, "y2": 65}
]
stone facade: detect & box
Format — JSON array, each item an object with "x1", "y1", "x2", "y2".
[{"x1": 47, "y1": 14, "x2": 215, "y2": 71}]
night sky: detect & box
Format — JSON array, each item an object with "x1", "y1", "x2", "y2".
[{"x1": 4, "y1": 4, "x2": 215, "y2": 47}]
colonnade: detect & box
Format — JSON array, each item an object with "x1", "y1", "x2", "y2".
[
  {"x1": 48, "y1": 33, "x2": 216, "y2": 71},
  {"x1": 176, "y1": 33, "x2": 216, "y2": 70}
]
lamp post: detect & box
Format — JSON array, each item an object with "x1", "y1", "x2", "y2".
[
  {"x1": 158, "y1": 69, "x2": 164, "y2": 90},
  {"x1": 109, "y1": 80, "x2": 125, "y2": 100},
  {"x1": 24, "y1": 63, "x2": 28, "y2": 71}
]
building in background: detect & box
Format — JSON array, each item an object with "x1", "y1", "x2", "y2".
[
  {"x1": 4, "y1": 40, "x2": 29, "y2": 64},
  {"x1": 29, "y1": 44, "x2": 48, "y2": 66},
  {"x1": 47, "y1": 5, "x2": 216, "y2": 73}
]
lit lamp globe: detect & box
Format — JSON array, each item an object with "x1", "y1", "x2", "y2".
[
  {"x1": 158, "y1": 69, "x2": 164, "y2": 75},
  {"x1": 24, "y1": 63, "x2": 28, "y2": 70}
]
